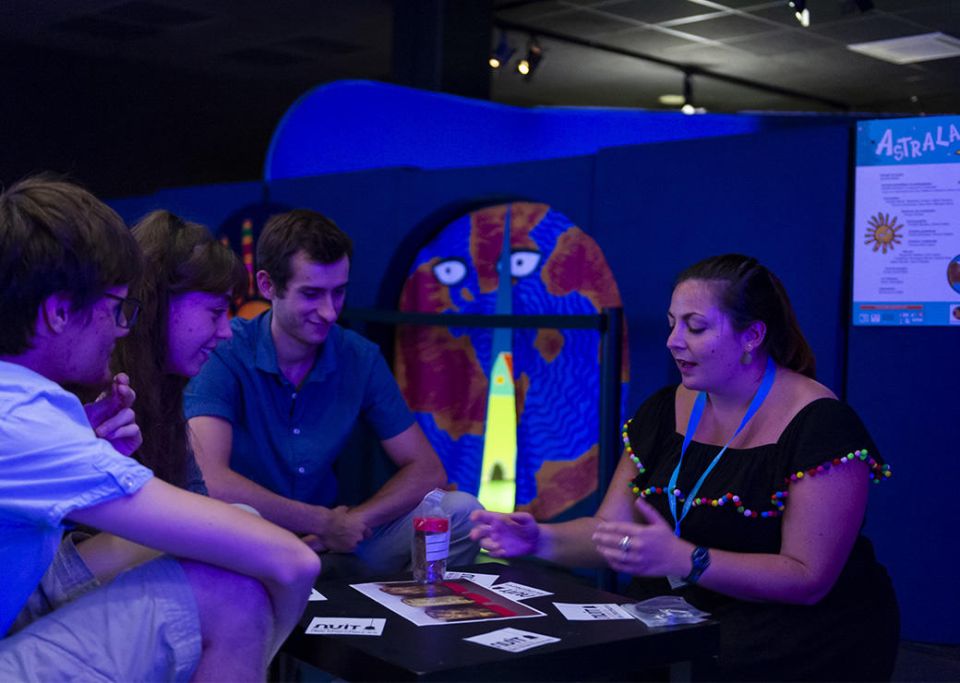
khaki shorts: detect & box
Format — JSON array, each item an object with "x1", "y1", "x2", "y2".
[{"x1": 0, "y1": 536, "x2": 201, "y2": 682}]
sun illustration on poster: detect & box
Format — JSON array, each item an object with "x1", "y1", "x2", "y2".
[{"x1": 864, "y1": 212, "x2": 903, "y2": 254}]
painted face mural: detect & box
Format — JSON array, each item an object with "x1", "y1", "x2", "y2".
[{"x1": 396, "y1": 202, "x2": 628, "y2": 520}]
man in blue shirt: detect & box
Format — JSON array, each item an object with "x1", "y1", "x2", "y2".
[
  {"x1": 0, "y1": 177, "x2": 320, "y2": 680},
  {"x1": 185, "y1": 209, "x2": 481, "y2": 575}
]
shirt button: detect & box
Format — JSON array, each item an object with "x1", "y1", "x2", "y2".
[
  {"x1": 298, "y1": 467, "x2": 306, "y2": 474},
  {"x1": 293, "y1": 428, "x2": 301, "y2": 435}
]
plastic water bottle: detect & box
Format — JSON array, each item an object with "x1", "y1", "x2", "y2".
[{"x1": 412, "y1": 489, "x2": 450, "y2": 584}]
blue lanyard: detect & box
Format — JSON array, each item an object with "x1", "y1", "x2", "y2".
[{"x1": 667, "y1": 357, "x2": 776, "y2": 536}]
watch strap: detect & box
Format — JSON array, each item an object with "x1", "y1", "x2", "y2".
[{"x1": 683, "y1": 546, "x2": 710, "y2": 585}]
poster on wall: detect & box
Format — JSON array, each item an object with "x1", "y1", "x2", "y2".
[{"x1": 853, "y1": 115, "x2": 960, "y2": 326}]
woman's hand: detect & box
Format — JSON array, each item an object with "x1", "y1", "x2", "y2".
[
  {"x1": 593, "y1": 498, "x2": 692, "y2": 577},
  {"x1": 84, "y1": 373, "x2": 142, "y2": 456},
  {"x1": 469, "y1": 509, "x2": 540, "y2": 558}
]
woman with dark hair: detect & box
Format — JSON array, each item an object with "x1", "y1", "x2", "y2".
[
  {"x1": 113, "y1": 210, "x2": 246, "y2": 491},
  {"x1": 471, "y1": 254, "x2": 898, "y2": 681}
]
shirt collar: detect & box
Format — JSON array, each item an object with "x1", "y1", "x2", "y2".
[
  {"x1": 253, "y1": 310, "x2": 280, "y2": 374},
  {"x1": 0, "y1": 359, "x2": 58, "y2": 389},
  {"x1": 253, "y1": 310, "x2": 340, "y2": 383}
]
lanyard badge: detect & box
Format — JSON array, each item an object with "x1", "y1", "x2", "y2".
[{"x1": 667, "y1": 357, "x2": 776, "y2": 536}]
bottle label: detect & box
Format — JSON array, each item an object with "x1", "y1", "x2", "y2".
[{"x1": 423, "y1": 531, "x2": 450, "y2": 561}]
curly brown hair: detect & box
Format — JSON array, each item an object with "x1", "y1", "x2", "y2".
[{"x1": 112, "y1": 210, "x2": 245, "y2": 487}]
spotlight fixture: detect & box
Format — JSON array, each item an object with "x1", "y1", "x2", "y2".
[
  {"x1": 788, "y1": 0, "x2": 810, "y2": 27},
  {"x1": 516, "y1": 37, "x2": 543, "y2": 79},
  {"x1": 660, "y1": 73, "x2": 705, "y2": 113},
  {"x1": 678, "y1": 72, "x2": 705, "y2": 114},
  {"x1": 488, "y1": 32, "x2": 515, "y2": 70}
]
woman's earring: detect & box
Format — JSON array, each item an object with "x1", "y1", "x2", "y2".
[{"x1": 741, "y1": 346, "x2": 753, "y2": 365}]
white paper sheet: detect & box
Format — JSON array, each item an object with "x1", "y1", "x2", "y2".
[
  {"x1": 443, "y1": 571, "x2": 500, "y2": 586},
  {"x1": 552, "y1": 602, "x2": 635, "y2": 621},
  {"x1": 305, "y1": 617, "x2": 386, "y2": 636},
  {"x1": 489, "y1": 581, "x2": 553, "y2": 601},
  {"x1": 464, "y1": 627, "x2": 560, "y2": 653}
]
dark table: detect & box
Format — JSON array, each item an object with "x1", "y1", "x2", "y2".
[{"x1": 279, "y1": 561, "x2": 719, "y2": 681}]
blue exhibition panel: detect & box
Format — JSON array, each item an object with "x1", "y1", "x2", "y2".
[
  {"x1": 265, "y1": 80, "x2": 769, "y2": 181},
  {"x1": 590, "y1": 127, "x2": 851, "y2": 407},
  {"x1": 849, "y1": 325, "x2": 960, "y2": 643},
  {"x1": 109, "y1": 180, "x2": 265, "y2": 232}
]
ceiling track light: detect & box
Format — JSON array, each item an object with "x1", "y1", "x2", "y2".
[
  {"x1": 516, "y1": 36, "x2": 543, "y2": 79},
  {"x1": 659, "y1": 72, "x2": 704, "y2": 113},
  {"x1": 681, "y1": 73, "x2": 695, "y2": 114},
  {"x1": 489, "y1": 32, "x2": 515, "y2": 70},
  {"x1": 680, "y1": 73, "x2": 706, "y2": 114},
  {"x1": 788, "y1": 0, "x2": 810, "y2": 27}
]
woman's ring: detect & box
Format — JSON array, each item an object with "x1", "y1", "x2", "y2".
[{"x1": 618, "y1": 535, "x2": 632, "y2": 553}]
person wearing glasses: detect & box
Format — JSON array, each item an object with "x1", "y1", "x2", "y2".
[
  {"x1": 77, "y1": 300, "x2": 143, "y2": 459},
  {"x1": 0, "y1": 177, "x2": 320, "y2": 680},
  {"x1": 471, "y1": 254, "x2": 899, "y2": 681}
]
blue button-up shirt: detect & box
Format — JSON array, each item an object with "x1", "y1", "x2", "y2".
[{"x1": 183, "y1": 312, "x2": 414, "y2": 507}]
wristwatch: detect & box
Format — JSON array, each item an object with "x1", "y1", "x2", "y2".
[{"x1": 683, "y1": 546, "x2": 710, "y2": 585}]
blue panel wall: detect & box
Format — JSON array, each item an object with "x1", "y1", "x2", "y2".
[
  {"x1": 266, "y1": 80, "x2": 769, "y2": 180},
  {"x1": 590, "y1": 128, "x2": 851, "y2": 407},
  {"x1": 849, "y1": 326, "x2": 960, "y2": 643},
  {"x1": 109, "y1": 180, "x2": 265, "y2": 231}
]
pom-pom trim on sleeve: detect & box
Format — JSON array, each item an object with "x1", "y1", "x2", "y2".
[
  {"x1": 623, "y1": 414, "x2": 891, "y2": 521},
  {"x1": 622, "y1": 418, "x2": 646, "y2": 476}
]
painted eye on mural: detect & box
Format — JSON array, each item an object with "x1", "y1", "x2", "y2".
[
  {"x1": 432, "y1": 258, "x2": 468, "y2": 286},
  {"x1": 510, "y1": 250, "x2": 541, "y2": 278}
]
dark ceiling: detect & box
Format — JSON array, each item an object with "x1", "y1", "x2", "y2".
[{"x1": 1, "y1": 0, "x2": 958, "y2": 196}]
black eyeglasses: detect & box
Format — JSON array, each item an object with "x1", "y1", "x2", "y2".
[{"x1": 104, "y1": 293, "x2": 142, "y2": 330}]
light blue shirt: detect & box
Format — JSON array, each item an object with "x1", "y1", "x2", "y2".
[
  {"x1": 183, "y1": 312, "x2": 414, "y2": 507},
  {"x1": 0, "y1": 361, "x2": 153, "y2": 636}
]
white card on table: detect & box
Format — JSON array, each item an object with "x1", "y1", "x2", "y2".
[
  {"x1": 489, "y1": 581, "x2": 553, "y2": 601},
  {"x1": 309, "y1": 588, "x2": 327, "y2": 602},
  {"x1": 442, "y1": 571, "x2": 499, "y2": 587},
  {"x1": 305, "y1": 617, "x2": 386, "y2": 636},
  {"x1": 553, "y1": 602, "x2": 635, "y2": 621},
  {"x1": 465, "y1": 627, "x2": 560, "y2": 653}
]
